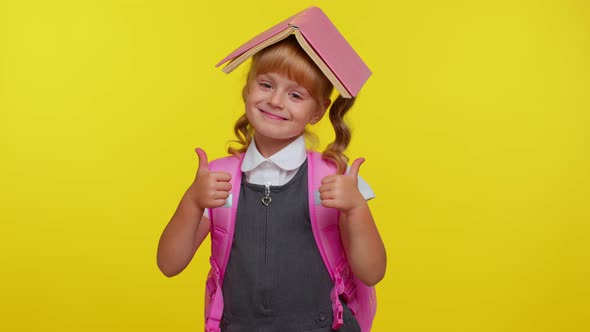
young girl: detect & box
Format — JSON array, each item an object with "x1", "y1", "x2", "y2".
[{"x1": 157, "y1": 17, "x2": 386, "y2": 332}]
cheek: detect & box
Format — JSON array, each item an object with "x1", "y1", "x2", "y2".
[
  {"x1": 244, "y1": 95, "x2": 257, "y2": 112},
  {"x1": 244, "y1": 103, "x2": 256, "y2": 121}
]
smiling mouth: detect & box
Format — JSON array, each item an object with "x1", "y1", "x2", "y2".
[{"x1": 260, "y1": 110, "x2": 287, "y2": 121}]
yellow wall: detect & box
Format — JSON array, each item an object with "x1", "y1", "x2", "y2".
[{"x1": 1, "y1": 1, "x2": 589, "y2": 331}]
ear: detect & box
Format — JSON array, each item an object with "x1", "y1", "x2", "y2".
[{"x1": 309, "y1": 98, "x2": 331, "y2": 124}]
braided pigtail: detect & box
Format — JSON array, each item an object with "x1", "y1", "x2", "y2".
[{"x1": 322, "y1": 95, "x2": 356, "y2": 174}]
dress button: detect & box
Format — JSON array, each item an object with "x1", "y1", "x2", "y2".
[{"x1": 318, "y1": 313, "x2": 327, "y2": 322}]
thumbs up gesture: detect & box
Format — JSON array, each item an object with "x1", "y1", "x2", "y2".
[
  {"x1": 186, "y1": 148, "x2": 232, "y2": 209},
  {"x1": 319, "y1": 158, "x2": 366, "y2": 213}
]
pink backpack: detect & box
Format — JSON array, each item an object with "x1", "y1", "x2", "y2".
[{"x1": 204, "y1": 151, "x2": 376, "y2": 332}]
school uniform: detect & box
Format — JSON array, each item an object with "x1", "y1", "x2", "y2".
[{"x1": 213, "y1": 136, "x2": 373, "y2": 332}]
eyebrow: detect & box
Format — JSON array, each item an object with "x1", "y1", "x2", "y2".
[{"x1": 259, "y1": 73, "x2": 309, "y2": 91}]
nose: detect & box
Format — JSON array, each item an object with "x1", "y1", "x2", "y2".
[{"x1": 268, "y1": 90, "x2": 284, "y2": 109}]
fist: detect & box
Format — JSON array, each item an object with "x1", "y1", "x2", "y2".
[
  {"x1": 186, "y1": 148, "x2": 232, "y2": 209},
  {"x1": 318, "y1": 158, "x2": 366, "y2": 213}
]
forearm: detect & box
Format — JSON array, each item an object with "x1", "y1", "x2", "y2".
[
  {"x1": 339, "y1": 202, "x2": 386, "y2": 287},
  {"x1": 157, "y1": 191, "x2": 204, "y2": 277}
]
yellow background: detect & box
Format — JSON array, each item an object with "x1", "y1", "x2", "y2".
[{"x1": 1, "y1": 0, "x2": 589, "y2": 331}]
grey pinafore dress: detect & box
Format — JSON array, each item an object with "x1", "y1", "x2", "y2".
[{"x1": 220, "y1": 161, "x2": 361, "y2": 332}]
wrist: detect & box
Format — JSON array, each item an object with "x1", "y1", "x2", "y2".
[
  {"x1": 342, "y1": 199, "x2": 369, "y2": 217},
  {"x1": 183, "y1": 190, "x2": 204, "y2": 211}
]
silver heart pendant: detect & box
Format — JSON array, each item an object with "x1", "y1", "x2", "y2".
[{"x1": 261, "y1": 196, "x2": 272, "y2": 206}]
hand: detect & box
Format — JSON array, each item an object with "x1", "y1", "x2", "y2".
[
  {"x1": 319, "y1": 158, "x2": 366, "y2": 213},
  {"x1": 186, "y1": 148, "x2": 232, "y2": 209}
]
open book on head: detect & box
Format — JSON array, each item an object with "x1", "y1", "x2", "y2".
[{"x1": 216, "y1": 6, "x2": 372, "y2": 98}]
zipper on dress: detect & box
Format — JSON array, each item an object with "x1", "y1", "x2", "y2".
[
  {"x1": 261, "y1": 183, "x2": 272, "y2": 206},
  {"x1": 263, "y1": 182, "x2": 272, "y2": 312}
]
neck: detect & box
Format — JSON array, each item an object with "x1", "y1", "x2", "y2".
[{"x1": 254, "y1": 134, "x2": 300, "y2": 158}]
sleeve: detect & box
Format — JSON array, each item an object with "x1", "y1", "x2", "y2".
[
  {"x1": 358, "y1": 174, "x2": 375, "y2": 200},
  {"x1": 346, "y1": 165, "x2": 375, "y2": 200}
]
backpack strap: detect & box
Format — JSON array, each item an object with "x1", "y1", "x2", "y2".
[
  {"x1": 307, "y1": 151, "x2": 377, "y2": 332},
  {"x1": 307, "y1": 151, "x2": 348, "y2": 329},
  {"x1": 204, "y1": 154, "x2": 243, "y2": 332}
]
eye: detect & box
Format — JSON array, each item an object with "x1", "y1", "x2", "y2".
[
  {"x1": 289, "y1": 92, "x2": 303, "y2": 100},
  {"x1": 258, "y1": 82, "x2": 272, "y2": 89}
]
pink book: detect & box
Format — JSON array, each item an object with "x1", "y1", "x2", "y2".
[{"x1": 216, "y1": 7, "x2": 372, "y2": 98}]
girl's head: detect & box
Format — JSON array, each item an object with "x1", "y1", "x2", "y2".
[{"x1": 229, "y1": 36, "x2": 356, "y2": 173}]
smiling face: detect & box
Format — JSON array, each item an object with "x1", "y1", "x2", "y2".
[
  {"x1": 245, "y1": 72, "x2": 325, "y2": 149},
  {"x1": 241, "y1": 36, "x2": 334, "y2": 155}
]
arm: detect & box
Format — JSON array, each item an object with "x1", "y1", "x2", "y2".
[
  {"x1": 157, "y1": 195, "x2": 208, "y2": 277},
  {"x1": 338, "y1": 201, "x2": 386, "y2": 286},
  {"x1": 319, "y1": 158, "x2": 386, "y2": 286},
  {"x1": 156, "y1": 148, "x2": 231, "y2": 277}
]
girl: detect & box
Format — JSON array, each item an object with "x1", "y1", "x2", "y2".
[{"x1": 157, "y1": 28, "x2": 386, "y2": 332}]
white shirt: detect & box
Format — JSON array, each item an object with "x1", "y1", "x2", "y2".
[
  {"x1": 204, "y1": 136, "x2": 374, "y2": 218},
  {"x1": 243, "y1": 136, "x2": 374, "y2": 198}
]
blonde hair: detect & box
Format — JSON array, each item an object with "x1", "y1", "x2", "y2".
[{"x1": 228, "y1": 36, "x2": 356, "y2": 174}]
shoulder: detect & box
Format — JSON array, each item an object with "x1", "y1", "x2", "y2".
[{"x1": 307, "y1": 151, "x2": 338, "y2": 173}]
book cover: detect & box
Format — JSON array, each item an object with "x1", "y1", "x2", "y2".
[{"x1": 216, "y1": 7, "x2": 371, "y2": 98}]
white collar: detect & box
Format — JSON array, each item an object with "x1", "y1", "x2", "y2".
[{"x1": 241, "y1": 136, "x2": 307, "y2": 172}]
